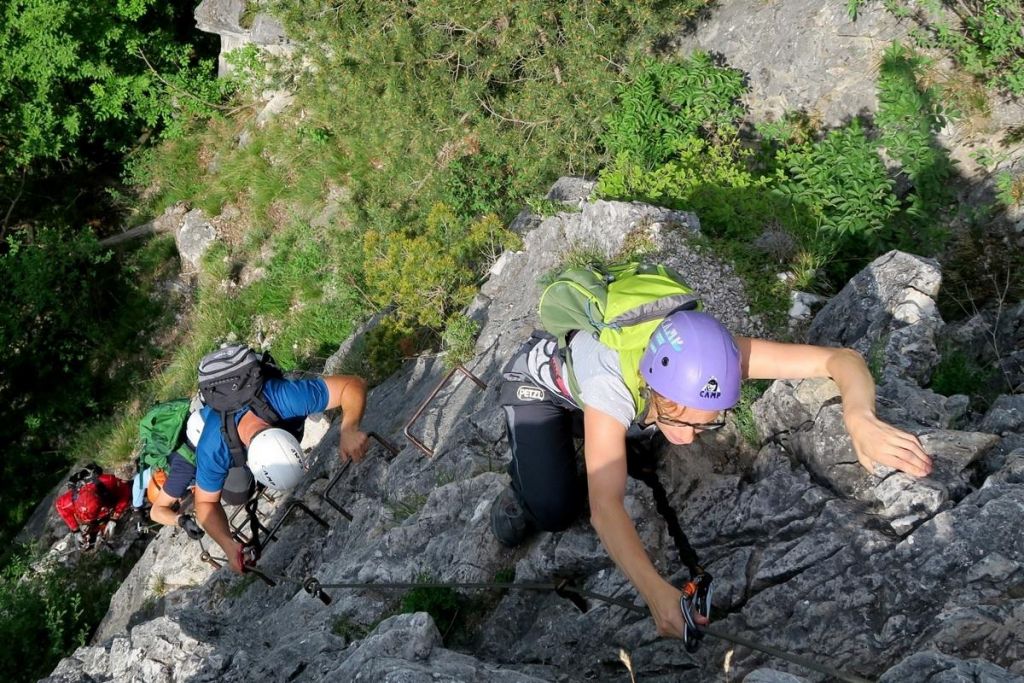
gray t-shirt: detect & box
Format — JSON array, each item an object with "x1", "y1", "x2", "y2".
[{"x1": 569, "y1": 332, "x2": 637, "y2": 429}]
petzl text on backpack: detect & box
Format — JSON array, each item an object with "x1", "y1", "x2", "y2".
[
  {"x1": 538, "y1": 262, "x2": 700, "y2": 414},
  {"x1": 138, "y1": 399, "x2": 195, "y2": 470}
]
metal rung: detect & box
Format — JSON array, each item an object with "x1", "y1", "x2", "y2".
[
  {"x1": 404, "y1": 365, "x2": 486, "y2": 457},
  {"x1": 322, "y1": 431, "x2": 400, "y2": 519}
]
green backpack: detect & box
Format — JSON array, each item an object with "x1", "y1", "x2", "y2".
[
  {"x1": 538, "y1": 262, "x2": 701, "y2": 415},
  {"x1": 138, "y1": 399, "x2": 196, "y2": 470}
]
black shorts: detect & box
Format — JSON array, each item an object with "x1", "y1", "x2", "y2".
[{"x1": 500, "y1": 333, "x2": 663, "y2": 532}]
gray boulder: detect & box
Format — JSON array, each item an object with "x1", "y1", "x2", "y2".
[
  {"x1": 175, "y1": 209, "x2": 218, "y2": 271},
  {"x1": 194, "y1": 0, "x2": 292, "y2": 76},
  {"x1": 808, "y1": 250, "x2": 944, "y2": 385},
  {"x1": 980, "y1": 395, "x2": 1024, "y2": 436},
  {"x1": 753, "y1": 377, "x2": 998, "y2": 533},
  {"x1": 324, "y1": 612, "x2": 547, "y2": 681},
  {"x1": 877, "y1": 378, "x2": 969, "y2": 430},
  {"x1": 878, "y1": 651, "x2": 1024, "y2": 682}
]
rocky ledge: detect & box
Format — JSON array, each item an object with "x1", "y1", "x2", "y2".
[{"x1": 45, "y1": 181, "x2": 1024, "y2": 682}]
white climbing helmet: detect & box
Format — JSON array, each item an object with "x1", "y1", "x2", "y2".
[
  {"x1": 247, "y1": 427, "x2": 306, "y2": 491},
  {"x1": 186, "y1": 411, "x2": 206, "y2": 449}
]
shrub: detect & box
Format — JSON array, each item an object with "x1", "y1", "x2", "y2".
[
  {"x1": 851, "y1": 0, "x2": 1024, "y2": 96},
  {"x1": 0, "y1": 549, "x2": 120, "y2": 683},
  {"x1": 875, "y1": 42, "x2": 954, "y2": 244},
  {"x1": 599, "y1": 54, "x2": 746, "y2": 169},
  {"x1": 775, "y1": 120, "x2": 899, "y2": 248},
  {"x1": 363, "y1": 205, "x2": 520, "y2": 331},
  {"x1": 732, "y1": 380, "x2": 770, "y2": 448},
  {"x1": 442, "y1": 314, "x2": 481, "y2": 368},
  {"x1": 400, "y1": 580, "x2": 461, "y2": 639},
  {"x1": 0, "y1": 0, "x2": 222, "y2": 174}
]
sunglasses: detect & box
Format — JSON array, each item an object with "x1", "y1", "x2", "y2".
[
  {"x1": 650, "y1": 393, "x2": 728, "y2": 431},
  {"x1": 655, "y1": 414, "x2": 728, "y2": 431}
]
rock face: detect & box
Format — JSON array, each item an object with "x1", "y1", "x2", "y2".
[
  {"x1": 808, "y1": 250, "x2": 944, "y2": 385},
  {"x1": 44, "y1": 182, "x2": 1024, "y2": 682},
  {"x1": 672, "y1": 1, "x2": 909, "y2": 128},
  {"x1": 175, "y1": 209, "x2": 218, "y2": 271},
  {"x1": 194, "y1": 0, "x2": 292, "y2": 76}
]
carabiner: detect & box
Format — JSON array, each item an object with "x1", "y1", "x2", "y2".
[{"x1": 679, "y1": 572, "x2": 714, "y2": 652}]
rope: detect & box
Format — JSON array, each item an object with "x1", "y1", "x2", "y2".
[{"x1": 210, "y1": 563, "x2": 872, "y2": 683}]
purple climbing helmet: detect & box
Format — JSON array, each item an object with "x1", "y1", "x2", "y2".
[{"x1": 639, "y1": 310, "x2": 741, "y2": 411}]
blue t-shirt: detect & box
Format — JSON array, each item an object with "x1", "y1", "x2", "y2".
[{"x1": 195, "y1": 377, "x2": 329, "y2": 492}]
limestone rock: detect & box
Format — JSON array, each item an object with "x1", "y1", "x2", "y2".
[
  {"x1": 326, "y1": 612, "x2": 547, "y2": 681},
  {"x1": 878, "y1": 651, "x2": 1024, "y2": 682},
  {"x1": 744, "y1": 669, "x2": 809, "y2": 683},
  {"x1": 194, "y1": 0, "x2": 293, "y2": 76},
  {"x1": 175, "y1": 209, "x2": 217, "y2": 271},
  {"x1": 788, "y1": 290, "x2": 827, "y2": 322},
  {"x1": 981, "y1": 395, "x2": 1024, "y2": 436},
  {"x1": 255, "y1": 90, "x2": 295, "y2": 127},
  {"x1": 877, "y1": 378, "x2": 969, "y2": 430},
  {"x1": 808, "y1": 251, "x2": 944, "y2": 384},
  {"x1": 672, "y1": 1, "x2": 909, "y2": 128},
  {"x1": 545, "y1": 176, "x2": 596, "y2": 206},
  {"x1": 46, "y1": 180, "x2": 1023, "y2": 682}
]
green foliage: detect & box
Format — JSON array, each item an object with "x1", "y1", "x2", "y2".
[
  {"x1": 597, "y1": 52, "x2": 957, "y2": 320},
  {"x1": 359, "y1": 319, "x2": 424, "y2": 384},
  {"x1": 441, "y1": 314, "x2": 481, "y2": 368},
  {"x1": 996, "y1": 171, "x2": 1024, "y2": 207},
  {"x1": 0, "y1": 0, "x2": 223, "y2": 175},
  {"x1": 364, "y1": 206, "x2": 520, "y2": 331},
  {"x1": 440, "y1": 153, "x2": 524, "y2": 222},
  {"x1": 860, "y1": 0, "x2": 1024, "y2": 96},
  {"x1": 875, "y1": 42, "x2": 954, "y2": 241},
  {"x1": 929, "y1": 345, "x2": 991, "y2": 399},
  {"x1": 387, "y1": 493, "x2": 429, "y2": 523},
  {"x1": 267, "y1": 0, "x2": 710, "y2": 233},
  {"x1": 493, "y1": 566, "x2": 516, "y2": 584},
  {"x1": 0, "y1": 228, "x2": 173, "y2": 543},
  {"x1": 600, "y1": 54, "x2": 746, "y2": 169},
  {"x1": 331, "y1": 616, "x2": 370, "y2": 641},
  {"x1": 0, "y1": 549, "x2": 120, "y2": 683},
  {"x1": 733, "y1": 380, "x2": 769, "y2": 448},
  {"x1": 400, "y1": 580, "x2": 461, "y2": 638},
  {"x1": 775, "y1": 121, "x2": 899, "y2": 247},
  {"x1": 525, "y1": 197, "x2": 578, "y2": 217},
  {"x1": 599, "y1": 136, "x2": 786, "y2": 243},
  {"x1": 225, "y1": 574, "x2": 258, "y2": 599},
  {"x1": 867, "y1": 336, "x2": 887, "y2": 385}
]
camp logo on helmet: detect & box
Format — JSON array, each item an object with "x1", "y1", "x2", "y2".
[
  {"x1": 259, "y1": 466, "x2": 278, "y2": 488},
  {"x1": 516, "y1": 386, "x2": 545, "y2": 402},
  {"x1": 699, "y1": 377, "x2": 721, "y2": 400},
  {"x1": 652, "y1": 319, "x2": 684, "y2": 353}
]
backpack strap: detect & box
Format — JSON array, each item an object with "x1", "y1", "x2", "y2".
[
  {"x1": 221, "y1": 411, "x2": 248, "y2": 470},
  {"x1": 219, "y1": 393, "x2": 284, "y2": 470},
  {"x1": 247, "y1": 394, "x2": 282, "y2": 426}
]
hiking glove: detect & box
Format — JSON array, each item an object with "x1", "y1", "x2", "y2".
[
  {"x1": 74, "y1": 531, "x2": 89, "y2": 549},
  {"x1": 177, "y1": 514, "x2": 205, "y2": 540},
  {"x1": 103, "y1": 521, "x2": 117, "y2": 538}
]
